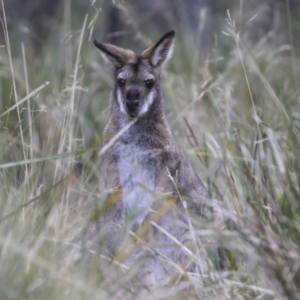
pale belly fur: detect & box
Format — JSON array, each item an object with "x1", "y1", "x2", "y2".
[{"x1": 117, "y1": 145, "x2": 157, "y2": 225}]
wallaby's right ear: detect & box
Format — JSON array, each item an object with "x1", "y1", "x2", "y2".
[{"x1": 94, "y1": 40, "x2": 135, "y2": 67}]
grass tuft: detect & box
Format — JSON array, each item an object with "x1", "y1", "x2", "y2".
[{"x1": 0, "y1": 1, "x2": 300, "y2": 299}]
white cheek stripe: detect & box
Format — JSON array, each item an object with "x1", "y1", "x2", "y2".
[
  {"x1": 140, "y1": 91, "x2": 155, "y2": 115},
  {"x1": 117, "y1": 89, "x2": 127, "y2": 115}
]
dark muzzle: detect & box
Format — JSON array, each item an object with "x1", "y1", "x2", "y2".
[{"x1": 126, "y1": 88, "x2": 140, "y2": 117}]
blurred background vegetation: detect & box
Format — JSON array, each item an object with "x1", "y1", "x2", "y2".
[{"x1": 0, "y1": 0, "x2": 300, "y2": 299}]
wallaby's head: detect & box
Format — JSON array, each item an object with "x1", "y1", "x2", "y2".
[{"x1": 94, "y1": 30, "x2": 175, "y2": 118}]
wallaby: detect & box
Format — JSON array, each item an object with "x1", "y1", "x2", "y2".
[{"x1": 94, "y1": 30, "x2": 216, "y2": 287}]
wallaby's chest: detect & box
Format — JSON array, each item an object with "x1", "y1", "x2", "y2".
[{"x1": 113, "y1": 138, "x2": 161, "y2": 225}]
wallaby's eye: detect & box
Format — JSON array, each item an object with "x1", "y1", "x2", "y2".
[
  {"x1": 117, "y1": 78, "x2": 126, "y2": 87},
  {"x1": 145, "y1": 79, "x2": 154, "y2": 89}
]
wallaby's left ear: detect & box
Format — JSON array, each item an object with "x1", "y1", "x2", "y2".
[
  {"x1": 94, "y1": 40, "x2": 135, "y2": 68},
  {"x1": 141, "y1": 30, "x2": 175, "y2": 69}
]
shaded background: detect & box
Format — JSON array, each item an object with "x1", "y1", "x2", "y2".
[
  {"x1": 3, "y1": 0, "x2": 300, "y2": 53},
  {"x1": 2, "y1": 0, "x2": 300, "y2": 144}
]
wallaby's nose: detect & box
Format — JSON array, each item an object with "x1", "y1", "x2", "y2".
[
  {"x1": 126, "y1": 99, "x2": 139, "y2": 112},
  {"x1": 126, "y1": 88, "x2": 139, "y2": 114},
  {"x1": 126, "y1": 88, "x2": 140, "y2": 101}
]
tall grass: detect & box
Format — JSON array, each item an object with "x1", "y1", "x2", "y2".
[{"x1": 0, "y1": 1, "x2": 300, "y2": 299}]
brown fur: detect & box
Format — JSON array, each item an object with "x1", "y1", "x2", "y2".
[{"x1": 94, "y1": 30, "x2": 210, "y2": 287}]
